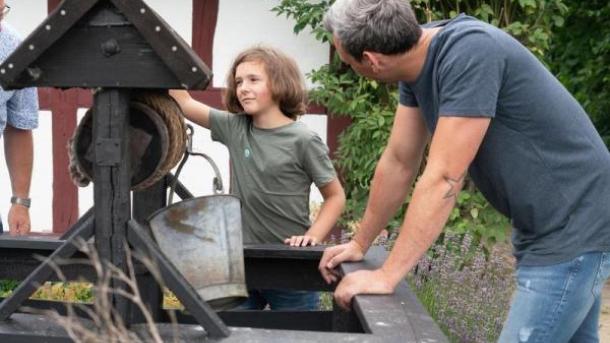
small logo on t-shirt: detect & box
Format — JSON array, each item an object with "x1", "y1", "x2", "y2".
[{"x1": 244, "y1": 148, "x2": 251, "y2": 159}]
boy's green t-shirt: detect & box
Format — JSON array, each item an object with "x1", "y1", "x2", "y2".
[{"x1": 210, "y1": 109, "x2": 337, "y2": 244}]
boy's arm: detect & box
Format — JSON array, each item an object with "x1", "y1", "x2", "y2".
[
  {"x1": 285, "y1": 178, "x2": 345, "y2": 247},
  {"x1": 169, "y1": 90, "x2": 212, "y2": 129}
]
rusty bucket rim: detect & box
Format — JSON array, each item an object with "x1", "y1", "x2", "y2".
[{"x1": 146, "y1": 193, "x2": 242, "y2": 223}]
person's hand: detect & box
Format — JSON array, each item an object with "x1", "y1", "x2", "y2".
[
  {"x1": 284, "y1": 235, "x2": 319, "y2": 247},
  {"x1": 8, "y1": 204, "x2": 31, "y2": 236},
  {"x1": 334, "y1": 269, "x2": 395, "y2": 310},
  {"x1": 318, "y1": 240, "x2": 365, "y2": 284}
]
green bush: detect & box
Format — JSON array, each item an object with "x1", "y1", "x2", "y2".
[{"x1": 548, "y1": 0, "x2": 610, "y2": 147}]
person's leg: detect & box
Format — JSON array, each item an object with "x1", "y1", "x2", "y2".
[
  {"x1": 233, "y1": 289, "x2": 268, "y2": 310},
  {"x1": 570, "y1": 251, "x2": 610, "y2": 342},
  {"x1": 498, "y1": 252, "x2": 610, "y2": 343},
  {"x1": 261, "y1": 289, "x2": 320, "y2": 311},
  {"x1": 568, "y1": 296, "x2": 601, "y2": 343}
]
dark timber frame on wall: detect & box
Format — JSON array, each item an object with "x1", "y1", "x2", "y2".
[{"x1": 0, "y1": 0, "x2": 446, "y2": 341}]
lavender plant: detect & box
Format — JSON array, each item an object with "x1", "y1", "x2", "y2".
[{"x1": 408, "y1": 232, "x2": 515, "y2": 343}]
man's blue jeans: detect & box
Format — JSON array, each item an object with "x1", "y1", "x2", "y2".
[
  {"x1": 499, "y1": 251, "x2": 610, "y2": 342},
  {"x1": 235, "y1": 289, "x2": 320, "y2": 310}
]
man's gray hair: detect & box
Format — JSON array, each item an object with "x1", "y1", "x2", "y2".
[{"x1": 323, "y1": 0, "x2": 422, "y2": 61}]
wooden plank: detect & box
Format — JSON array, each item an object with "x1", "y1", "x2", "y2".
[
  {"x1": 51, "y1": 89, "x2": 79, "y2": 233},
  {"x1": 0, "y1": 235, "x2": 62, "y2": 250},
  {"x1": 92, "y1": 89, "x2": 132, "y2": 323},
  {"x1": 167, "y1": 310, "x2": 360, "y2": 333},
  {"x1": 192, "y1": 0, "x2": 218, "y2": 68},
  {"x1": 332, "y1": 302, "x2": 364, "y2": 333},
  {"x1": 0, "y1": 0, "x2": 100, "y2": 89},
  {"x1": 0, "y1": 315, "x2": 375, "y2": 343},
  {"x1": 0, "y1": 254, "x2": 96, "y2": 282},
  {"x1": 38, "y1": 88, "x2": 92, "y2": 110},
  {"x1": 0, "y1": 314, "x2": 77, "y2": 343},
  {"x1": 243, "y1": 244, "x2": 326, "y2": 259},
  {"x1": 244, "y1": 258, "x2": 332, "y2": 292},
  {"x1": 127, "y1": 220, "x2": 230, "y2": 338},
  {"x1": 340, "y1": 248, "x2": 448, "y2": 342},
  {"x1": 0, "y1": 298, "x2": 94, "y2": 319},
  {"x1": 111, "y1": 0, "x2": 212, "y2": 89},
  {"x1": 131, "y1": 325, "x2": 378, "y2": 342},
  {"x1": 0, "y1": 216, "x2": 94, "y2": 320},
  {"x1": 217, "y1": 310, "x2": 334, "y2": 332},
  {"x1": 13, "y1": 25, "x2": 182, "y2": 89},
  {"x1": 132, "y1": 179, "x2": 167, "y2": 323}
]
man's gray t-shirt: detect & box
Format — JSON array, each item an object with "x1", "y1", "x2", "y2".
[
  {"x1": 399, "y1": 14, "x2": 610, "y2": 265},
  {"x1": 210, "y1": 109, "x2": 336, "y2": 244}
]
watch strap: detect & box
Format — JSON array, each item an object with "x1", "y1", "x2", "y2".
[{"x1": 11, "y1": 196, "x2": 31, "y2": 208}]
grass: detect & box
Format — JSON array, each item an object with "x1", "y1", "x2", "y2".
[{"x1": 1, "y1": 279, "x2": 185, "y2": 311}]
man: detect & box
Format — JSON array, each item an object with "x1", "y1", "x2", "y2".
[
  {"x1": 319, "y1": 0, "x2": 610, "y2": 341},
  {"x1": 0, "y1": 0, "x2": 38, "y2": 236}
]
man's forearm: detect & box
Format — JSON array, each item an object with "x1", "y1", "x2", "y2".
[
  {"x1": 354, "y1": 151, "x2": 421, "y2": 251},
  {"x1": 4, "y1": 126, "x2": 34, "y2": 198},
  {"x1": 380, "y1": 172, "x2": 464, "y2": 287}
]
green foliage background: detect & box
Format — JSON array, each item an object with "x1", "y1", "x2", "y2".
[
  {"x1": 274, "y1": 0, "x2": 609, "y2": 247},
  {"x1": 547, "y1": 0, "x2": 610, "y2": 147}
]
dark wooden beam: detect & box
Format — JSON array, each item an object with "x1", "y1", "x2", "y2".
[
  {"x1": 131, "y1": 179, "x2": 168, "y2": 323},
  {"x1": 127, "y1": 220, "x2": 230, "y2": 338},
  {"x1": 111, "y1": 0, "x2": 211, "y2": 89},
  {"x1": 91, "y1": 89, "x2": 132, "y2": 323}
]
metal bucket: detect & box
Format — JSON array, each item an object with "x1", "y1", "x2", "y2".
[{"x1": 148, "y1": 127, "x2": 247, "y2": 310}]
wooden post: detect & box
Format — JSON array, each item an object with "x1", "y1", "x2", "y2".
[
  {"x1": 131, "y1": 179, "x2": 167, "y2": 323},
  {"x1": 50, "y1": 89, "x2": 79, "y2": 233},
  {"x1": 92, "y1": 89, "x2": 131, "y2": 324}
]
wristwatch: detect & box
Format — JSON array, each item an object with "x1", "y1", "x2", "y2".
[{"x1": 10, "y1": 196, "x2": 31, "y2": 208}]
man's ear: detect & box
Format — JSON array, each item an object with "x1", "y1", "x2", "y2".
[{"x1": 362, "y1": 51, "x2": 381, "y2": 72}]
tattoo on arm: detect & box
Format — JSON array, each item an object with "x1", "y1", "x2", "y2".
[{"x1": 443, "y1": 172, "x2": 466, "y2": 200}]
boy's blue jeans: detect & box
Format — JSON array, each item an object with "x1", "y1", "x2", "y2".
[
  {"x1": 236, "y1": 289, "x2": 320, "y2": 310},
  {"x1": 499, "y1": 251, "x2": 610, "y2": 342}
]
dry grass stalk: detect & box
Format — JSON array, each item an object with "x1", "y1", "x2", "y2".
[{"x1": 22, "y1": 238, "x2": 179, "y2": 343}]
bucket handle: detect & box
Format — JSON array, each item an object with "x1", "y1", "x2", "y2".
[{"x1": 168, "y1": 124, "x2": 224, "y2": 205}]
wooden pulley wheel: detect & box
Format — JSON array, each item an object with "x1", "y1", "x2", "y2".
[{"x1": 70, "y1": 92, "x2": 186, "y2": 191}]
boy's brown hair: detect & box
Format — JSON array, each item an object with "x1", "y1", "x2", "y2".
[{"x1": 223, "y1": 46, "x2": 307, "y2": 119}]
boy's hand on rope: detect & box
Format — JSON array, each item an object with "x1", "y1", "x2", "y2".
[{"x1": 284, "y1": 235, "x2": 319, "y2": 247}]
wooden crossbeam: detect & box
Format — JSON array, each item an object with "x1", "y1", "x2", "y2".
[{"x1": 127, "y1": 220, "x2": 230, "y2": 338}]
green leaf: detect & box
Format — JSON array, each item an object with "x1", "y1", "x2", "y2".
[{"x1": 470, "y1": 208, "x2": 479, "y2": 219}]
